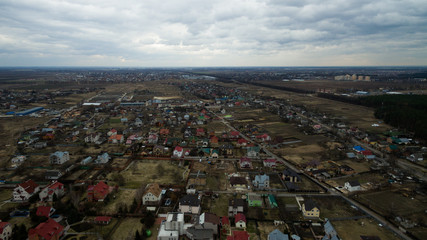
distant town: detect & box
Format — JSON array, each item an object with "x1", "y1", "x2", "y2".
[{"x1": 0, "y1": 67, "x2": 426, "y2": 240}]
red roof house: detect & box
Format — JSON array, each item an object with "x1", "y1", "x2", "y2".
[
  {"x1": 36, "y1": 206, "x2": 55, "y2": 218},
  {"x1": 94, "y1": 216, "x2": 112, "y2": 225},
  {"x1": 227, "y1": 230, "x2": 249, "y2": 240},
  {"x1": 28, "y1": 218, "x2": 64, "y2": 240},
  {"x1": 0, "y1": 222, "x2": 12, "y2": 240},
  {"x1": 87, "y1": 181, "x2": 110, "y2": 202}
]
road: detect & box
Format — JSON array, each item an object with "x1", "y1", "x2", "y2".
[{"x1": 208, "y1": 109, "x2": 412, "y2": 240}]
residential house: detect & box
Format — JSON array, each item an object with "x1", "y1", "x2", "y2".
[
  {"x1": 87, "y1": 181, "x2": 110, "y2": 202},
  {"x1": 268, "y1": 229, "x2": 289, "y2": 240},
  {"x1": 340, "y1": 165, "x2": 355, "y2": 175},
  {"x1": 263, "y1": 159, "x2": 277, "y2": 168},
  {"x1": 302, "y1": 199, "x2": 320, "y2": 218},
  {"x1": 81, "y1": 156, "x2": 93, "y2": 165},
  {"x1": 220, "y1": 144, "x2": 234, "y2": 156},
  {"x1": 157, "y1": 212, "x2": 184, "y2": 240},
  {"x1": 185, "y1": 227, "x2": 214, "y2": 240},
  {"x1": 36, "y1": 206, "x2": 55, "y2": 218},
  {"x1": 11, "y1": 155, "x2": 26, "y2": 166},
  {"x1": 247, "y1": 193, "x2": 262, "y2": 207},
  {"x1": 178, "y1": 195, "x2": 201, "y2": 214},
  {"x1": 0, "y1": 222, "x2": 12, "y2": 240},
  {"x1": 230, "y1": 177, "x2": 247, "y2": 189},
  {"x1": 39, "y1": 181, "x2": 65, "y2": 202},
  {"x1": 45, "y1": 170, "x2": 62, "y2": 180},
  {"x1": 13, "y1": 179, "x2": 40, "y2": 201},
  {"x1": 227, "y1": 230, "x2": 249, "y2": 240},
  {"x1": 173, "y1": 146, "x2": 184, "y2": 158},
  {"x1": 49, "y1": 151, "x2": 69, "y2": 165},
  {"x1": 228, "y1": 199, "x2": 246, "y2": 217},
  {"x1": 148, "y1": 133, "x2": 159, "y2": 144},
  {"x1": 344, "y1": 180, "x2": 361, "y2": 192},
  {"x1": 196, "y1": 128, "x2": 205, "y2": 137},
  {"x1": 142, "y1": 183, "x2": 163, "y2": 205},
  {"x1": 221, "y1": 216, "x2": 231, "y2": 236},
  {"x1": 210, "y1": 136, "x2": 219, "y2": 146},
  {"x1": 107, "y1": 129, "x2": 117, "y2": 136},
  {"x1": 198, "y1": 212, "x2": 220, "y2": 235},
  {"x1": 235, "y1": 213, "x2": 246, "y2": 228},
  {"x1": 85, "y1": 133, "x2": 101, "y2": 143},
  {"x1": 28, "y1": 219, "x2": 64, "y2": 240},
  {"x1": 95, "y1": 153, "x2": 110, "y2": 164},
  {"x1": 237, "y1": 138, "x2": 248, "y2": 147},
  {"x1": 108, "y1": 134, "x2": 124, "y2": 144},
  {"x1": 253, "y1": 174, "x2": 270, "y2": 189},
  {"x1": 159, "y1": 128, "x2": 170, "y2": 136},
  {"x1": 281, "y1": 169, "x2": 301, "y2": 182},
  {"x1": 153, "y1": 145, "x2": 169, "y2": 156},
  {"x1": 268, "y1": 194, "x2": 278, "y2": 208},
  {"x1": 256, "y1": 134, "x2": 271, "y2": 142},
  {"x1": 247, "y1": 146, "x2": 260, "y2": 158},
  {"x1": 229, "y1": 131, "x2": 240, "y2": 139},
  {"x1": 407, "y1": 153, "x2": 423, "y2": 162},
  {"x1": 239, "y1": 157, "x2": 252, "y2": 169},
  {"x1": 322, "y1": 219, "x2": 340, "y2": 240},
  {"x1": 134, "y1": 118, "x2": 143, "y2": 127},
  {"x1": 94, "y1": 216, "x2": 112, "y2": 225}
]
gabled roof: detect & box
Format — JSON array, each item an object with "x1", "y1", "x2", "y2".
[
  {"x1": 36, "y1": 206, "x2": 53, "y2": 217},
  {"x1": 268, "y1": 229, "x2": 289, "y2": 240},
  {"x1": 28, "y1": 218, "x2": 63, "y2": 240},
  {"x1": 304, "y1": 199, "x2": 318, "y2": 211},
  {"x1": 179, "y1": 194, "x2": 200, "y2": 206},
  {"x1": 95, "y1": 216, "x2": 112, "y2": 222},
  {"x1": 347, "y1": 180, "x2": 360, "y2": 187},
  {"x1": 230, "y1": 230, "x2": 249, "y2": 240},
  {"x1": 254, "y1": 174, "x2": 269, "y2": 183},
  {"x1": 229, "y1": 198, "x2": 245, "y2": 208},
  {"x1": 48, "y1": 181, "x2": 64, "y2": 190},
  {"x1": 221, "y1": 216, "x2": 230, "y2": 225},
  {"x1": 145, "y1": 183, "x2": 162, "y2": 197},
  {"x1": 201, "y1": 212, "x2": 220, "y2": 225},
  {"x1": 235, "y1": 213, "x2": 246, "y2": 223},
  {"x1": 0, "y1": 222, "x2": 10, "y2": 234},
  {"x1": 230, "y1": 177, "x2": 247, "y2": 186},
  {"x1": 18, "y1": 179, "x2": 39, "y2": 194}
]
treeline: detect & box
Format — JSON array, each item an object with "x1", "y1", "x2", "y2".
[
  {"x1": 318, "y1": 93, "x2": 427, "y2": 139},
  {"x1": 246, "y1": 81, "x2": 316, "y2": 94},
  {"x1": 362, "y1": 95, "x2": 427, "y2": 139}
]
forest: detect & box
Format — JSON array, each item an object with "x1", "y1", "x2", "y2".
[{"x1": 317, "y1": 93, "x2": 427, "y2": 139}]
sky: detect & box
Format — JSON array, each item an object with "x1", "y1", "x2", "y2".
[{"x1": 1, "y1": 0, "x2": 427, "y2": 67}]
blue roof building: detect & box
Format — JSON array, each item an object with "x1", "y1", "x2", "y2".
[
  {"x1": 268, "y1": 229, "x2": 289, "y2": 240},
  {"x1": 253, "y1": 174, "x2": 269, "y2": 189}
]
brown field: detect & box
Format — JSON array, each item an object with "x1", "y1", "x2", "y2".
[
  {"x1": 333, "y1": 219, "x2": 401, "y2": 240},
  {"x1": 339, "y1": 159, "x2": 371, "y2": 173},
  {"x1": 117, "y1": 160, "x2": 187, "y2": 189},
  {"x1": 0, "y1": 116, "x2": 49, "y2": 163},
  {"x1": 102, "y1": 189, "x2": 136, "y2": 214}
]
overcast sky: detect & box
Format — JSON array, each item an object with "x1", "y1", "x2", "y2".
[{"x1": 1, "y1": 0, "x2": 426, "y2": 67}]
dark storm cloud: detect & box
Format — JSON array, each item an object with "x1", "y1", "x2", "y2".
[{"x1": 0, "y1": 0, "x2": 426, "y2": 66}]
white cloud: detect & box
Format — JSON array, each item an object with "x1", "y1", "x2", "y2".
[{"x1": 0, "y1": 0, "x2": 426, "y2": 66}]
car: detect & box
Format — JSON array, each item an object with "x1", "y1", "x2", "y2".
[{"x1": 165, "y1": 198, "x2": 171, "y2": 206}]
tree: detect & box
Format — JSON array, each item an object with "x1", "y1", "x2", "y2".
[
  {"x1": 135, "y1": 230, "x2": 142, "y2": 240},
  {"x1": 12, "y1": 224, "x2": 27, "y2": 240},
  {"x1": 141, "y1": 212, "x2": 155, "y2": 229}
]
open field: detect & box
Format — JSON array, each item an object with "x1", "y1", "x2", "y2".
[
  {"x1": 117, "y1": 160, "x2": 187, "y2": 189},
  {"x1": 0, "y1": 116, "x2": 50, "y2": 162},
  {"x1": 110, "y1": 217, "x2": 144, "y2": 240},
  {"x1": 102, "y1": 189, "x2": 136, "y2": 214},
  {"x1": 310, "y1": 196, "x2": 363, "y2": 218},
  {"x1": 333, "y1": 218, "x2": 401, "y2": 240},
  {"x1": 215, "y1": 80, "x2": 392, "y2": 133}
]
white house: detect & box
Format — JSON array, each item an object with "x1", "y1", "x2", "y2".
[
  {"x1": 0, "y1": 222, "x2": 12, "y2": 240},
  {"x1": 173, "y1": 146, "x2": 184, "y2": 158},
  {"x1": 157, "y1": 212, "x2": 184, "y2": 240},
  {"x1": 50, "y1": 151, "x2": 70, "y2": 165},
  {"x1": 344, "y1": 180, "x2": 361, "y2": 192},
  {"x1": 39, "y1": 181, "x2": 65, "y2": 202},
  {"x1": 142, "y1": 183, "x2": 162, "y2": 205},
  {"x1": 235, "y1": 213, "x2": 247, "y2": 228},
  {"x1": 11, "y1": 155, "x2": 26, "y2": 165},
  {"x1": 95, "y1": 153, "x2": 110, "y2": 164},
  {"x1": 85, "y1": 133, "x2": 101, "y2": 143},
  {"x1": 13, "y1": 179, "x2": 40, "y2": 201}
]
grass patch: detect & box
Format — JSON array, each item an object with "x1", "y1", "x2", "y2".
[{"x1": 110, "y1": 218, "x2": 144, "y2": 240}]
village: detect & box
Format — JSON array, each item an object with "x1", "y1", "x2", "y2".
[{"x1": 0, "y1": 74, "x2": 426, "y2": 240}]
